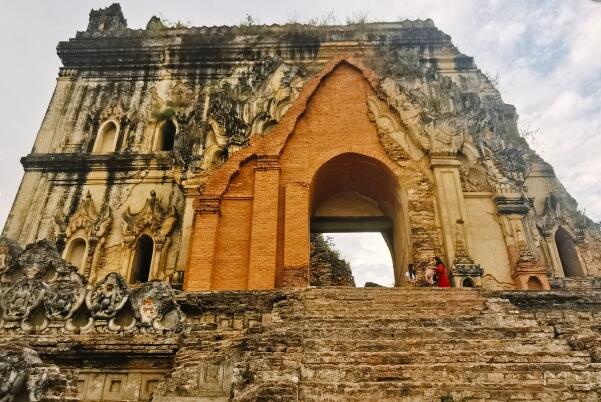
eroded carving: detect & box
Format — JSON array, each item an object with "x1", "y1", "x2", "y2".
[
  {"x1": 121, "y1": 190, "x2": 178, "y2": 247},
  {"x1": 44, "y1": 263, "x2": 86, "y2": 321},
  {"x1": 85, "y1": 272, "x2": 129, "y2": 320},
  {"x1": 130, "y1": 281, "x2": 185, "y2": 332}
]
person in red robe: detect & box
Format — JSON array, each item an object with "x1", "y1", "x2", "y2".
[{"x1": 434, "y1": 256, "x2": 450, "y2": 288}]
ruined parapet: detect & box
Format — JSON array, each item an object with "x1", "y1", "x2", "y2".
[
  {"x1": 0, "y1": 341, "x2": 78, "y2": 401},
  {"x1": 0, "y1": 238, "x2": 186, "y2": 335}
]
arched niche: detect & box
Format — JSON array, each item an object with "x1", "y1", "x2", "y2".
[
  {"x1": 131, "y1": 234, "x2": 154, "y2": 283},
  {"x1": 527, "y1": 276, "x2": 544, "y2": 290},
  {"x1": 555, "y1": 227, "x2": 585, "y2": 277},
  {"x1": 462, "y1": 277, "x2": 475, "y2": 288},
  {"x1": 65, "y1": 238, "x2": 87, "y2": 270},
  {"x1": 154, "y1": 119, "x2": 177, "y2": 151},
  {"x1": 92, "y1": 121, "x2": 119, "y2": 154},
  {"x1": 309, "y1": 152, "x2": 410, "y2": 286}
]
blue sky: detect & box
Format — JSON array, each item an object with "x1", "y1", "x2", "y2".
[{"x1": 0, "y1": 1, "x2": 600, "y2": 284}]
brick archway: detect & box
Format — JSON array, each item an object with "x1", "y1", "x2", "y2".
[
  {"x1": 309, "y1": 152, "x2": 410, "y2": 286},
  {"x1": 184, "y1": 59, "x2": 435, "y2": 291}
]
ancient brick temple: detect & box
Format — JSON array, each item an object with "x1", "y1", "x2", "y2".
[{"x1": 2, "y1": 4, "x2": 601, "y2": 401}]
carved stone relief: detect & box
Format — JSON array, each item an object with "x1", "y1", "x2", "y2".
[
  {"x1": 130, "y1": 281, "x2": 185, "y2": 332},
  {"x1": 85, "y1": 272, "x2": 129, "y2": 321},
  {"x1": 0, "y1": 342, "x2": 76, "y2": 402},
  {"x1": 0, "y1": 237, "x2": 186, "y2": 336},
  {"x1": 54, "y1": 191, "x2": 112, "y2": 278},
  {"x1": 121, "y1": 190, "x2": 178, "y2": 281}
]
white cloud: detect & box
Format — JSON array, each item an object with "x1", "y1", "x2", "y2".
[{"x1": 326, "y1": 233, "x2": 395, "y2": 287}]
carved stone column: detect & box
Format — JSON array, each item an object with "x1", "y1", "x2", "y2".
[
  {"x1": 494, "y1": 187, "x2": 550, "y2": 290},
  {"x1": 185, "y1": 197, "x2": 221, "y2": 291},
  {"x1": 247, "y1": 156, "x2": 280, "y2": 289},
  {"x1": 431, "y1": 155, "x2": 477, "y2": 268}
]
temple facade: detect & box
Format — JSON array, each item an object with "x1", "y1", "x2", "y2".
[
  {"x1": 2, "y1": 4, "x2": 601, "y2": 401},
  {"x1": 3, "y1": 5, "x2": 600, "y2": 292}
]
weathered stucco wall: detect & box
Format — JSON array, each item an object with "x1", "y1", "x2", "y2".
[{"x1": 2, "y1": 3, "x2": 601, "y2": 293}]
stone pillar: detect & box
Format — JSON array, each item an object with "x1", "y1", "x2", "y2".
[
  {"x1": 120, "y1": 238, "x2": 135, "y2": 282},
  {"x1": 150, "y1": 239, "x2": 165, "y2": 280},
  {"x1": 177, "y1": 186, "x2": 198, "y2": 273},
  {"x1": 184, "y1": 197, "x2": 221, "y2": 291},
  {"x1": 542, "y1": 233, "x2": 564, "y2": 278},
  {"x1": 430, "y1": 155, "x2": 472, "y2": 266},
  {"x1": 247, "y1": 157, "x2": 280, "y2": 289},
  {"x1": 282, "y1": 182, "x2": 310, "y2": 287},
  {"x1": 494, "y1": 187, "x2": 550, "y2": 290}
]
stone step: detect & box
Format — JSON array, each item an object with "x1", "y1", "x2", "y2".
[
  {"x1": 303, "y1": 337, "x2": 576, "y2": 353},
  {"x1": 300, "y1": 362, "x2": 601, "y2": 385},
  {"x1": 298, "y1": 380, "x2": 599, "y2": 402},
  {"x1": 305, "y1": 288, "x2": 485, "y2": 296},
  {"x1": 302, "y1": 325, "x2": 556, "y2": 340},
  {"x1": 304, "y1": 297, "x2": 490, "y2": 308},
  {"x1": 301, "y1": 307, "x2": 491, "y2": 318},
  {"x1": 302, "y1": 350, "x2": 591, "y2": 365},
  {"x1": 300, "y1": 316, "x2": 532, "y2": 328}
]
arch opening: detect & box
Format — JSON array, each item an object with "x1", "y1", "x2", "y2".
[
  {"x1": 555, "y1": 227, "x2": 584, "y2": 278},
  {"x1": 65, "y1": 238, "x2": 87, "y2": 270},
  {"x1": 131, "y1": 235, "x2": 154, "y2": 283},
  {"x1": 157, "y1": 119, "x2": 176, "y2": 151},
  {"x1": 309, "y1": 153, "x2": 408, "y2": 287},
  {"x1": 527, "y1": 276, "x2": 544, "y2": 290},
  {"x1": 462, "y1": 277, "x2": 475, "y2": 288},
  {"x1": 93, "y1": 121, "x2": 118, "y2": 154}
]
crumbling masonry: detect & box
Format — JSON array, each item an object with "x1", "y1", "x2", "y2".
[{"x1": 2, "y1": 4, "x2": 601, "y2": 401}]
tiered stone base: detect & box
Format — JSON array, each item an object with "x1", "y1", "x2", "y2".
[
  {"x1": 155, "y1": 288, "x2": 601, "y2": 401},
  {"x1": 7, "y1": 287, "x2": 601, "y2": 401}
]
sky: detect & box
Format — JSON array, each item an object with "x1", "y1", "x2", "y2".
[{"x1": 0, "y1": 1, "x2": 600, "y2": 284}]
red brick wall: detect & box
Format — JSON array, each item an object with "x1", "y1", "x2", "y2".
[{"x1": 185, "y1": 60, "x2": 436, "y2": 290}]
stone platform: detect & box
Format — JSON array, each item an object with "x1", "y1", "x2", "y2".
[{"x1": 5, "y1": 286, "x2": 601, "y2": 401}]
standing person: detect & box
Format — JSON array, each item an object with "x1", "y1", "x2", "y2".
[
  {"x1": 407, "y1": 263, "x2": 416, "y2": 281},
  {"x1": 434, "y1": 256, "x2": 450, "y2": 288}
]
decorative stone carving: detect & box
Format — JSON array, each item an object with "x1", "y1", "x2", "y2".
[
  {"x1": 56, "y1": 192, "x2": 112, "y2": 240},
  {"x1": 15, "y1": 240, "x2": 63, "y2": 280},
  {"x1": 0, "y1": 237, "x2": 22, "y2": 276},
  {"x1": 1, "y1": 278, "x2": 48, "y2": 322},
  {"x1": 450, "y1": 219, "x2": 483, "y2": 287},
  {"x1": 121, "y1": 190, "x2": 178, "y2": 247},
  {"x1": 54, "y1": 191, "x2": 112, "y2": 277},
  {"x1": 0, "y1": 238, "x2": 186, "y2": 335},
  {"x1": 426, "y1": 115, "x2": 468, "y2": 157},
  {"x1": 130, "y1": 281, "x2": 185, "y2": 332},
  {"x1": 450, "y1": 264, "x2": 484, "y2": 288},
  {"x1": 0, "y1": 342, "x2": 76, "y2": 401},
  {"x1": 85, "y1": 272, "x2": 129, "y2": 320},
  {"x1": 44, "y1": 263, "x2": 86, "y2": 321},
  {"x1": 536, "y1": 192, "x2": 562, "y2": 238}
]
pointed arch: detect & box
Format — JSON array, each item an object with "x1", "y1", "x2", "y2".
[
  {"x1": 154, "y1": 119, "x2": 177, "y2": 151},
  {"x1": 92, "y1": 120, "x2": 119, "y2": 154},
  {"x1": 200, "y1": 57, "x2": 391, "y2": 199}
]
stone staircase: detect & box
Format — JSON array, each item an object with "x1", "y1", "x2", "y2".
[
  {"x1": 294, "y1": 288, "x2": 601, "y2": 401},
  {"x1": 155, "y1": 288, "x2": 601, "y2": 401}
]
